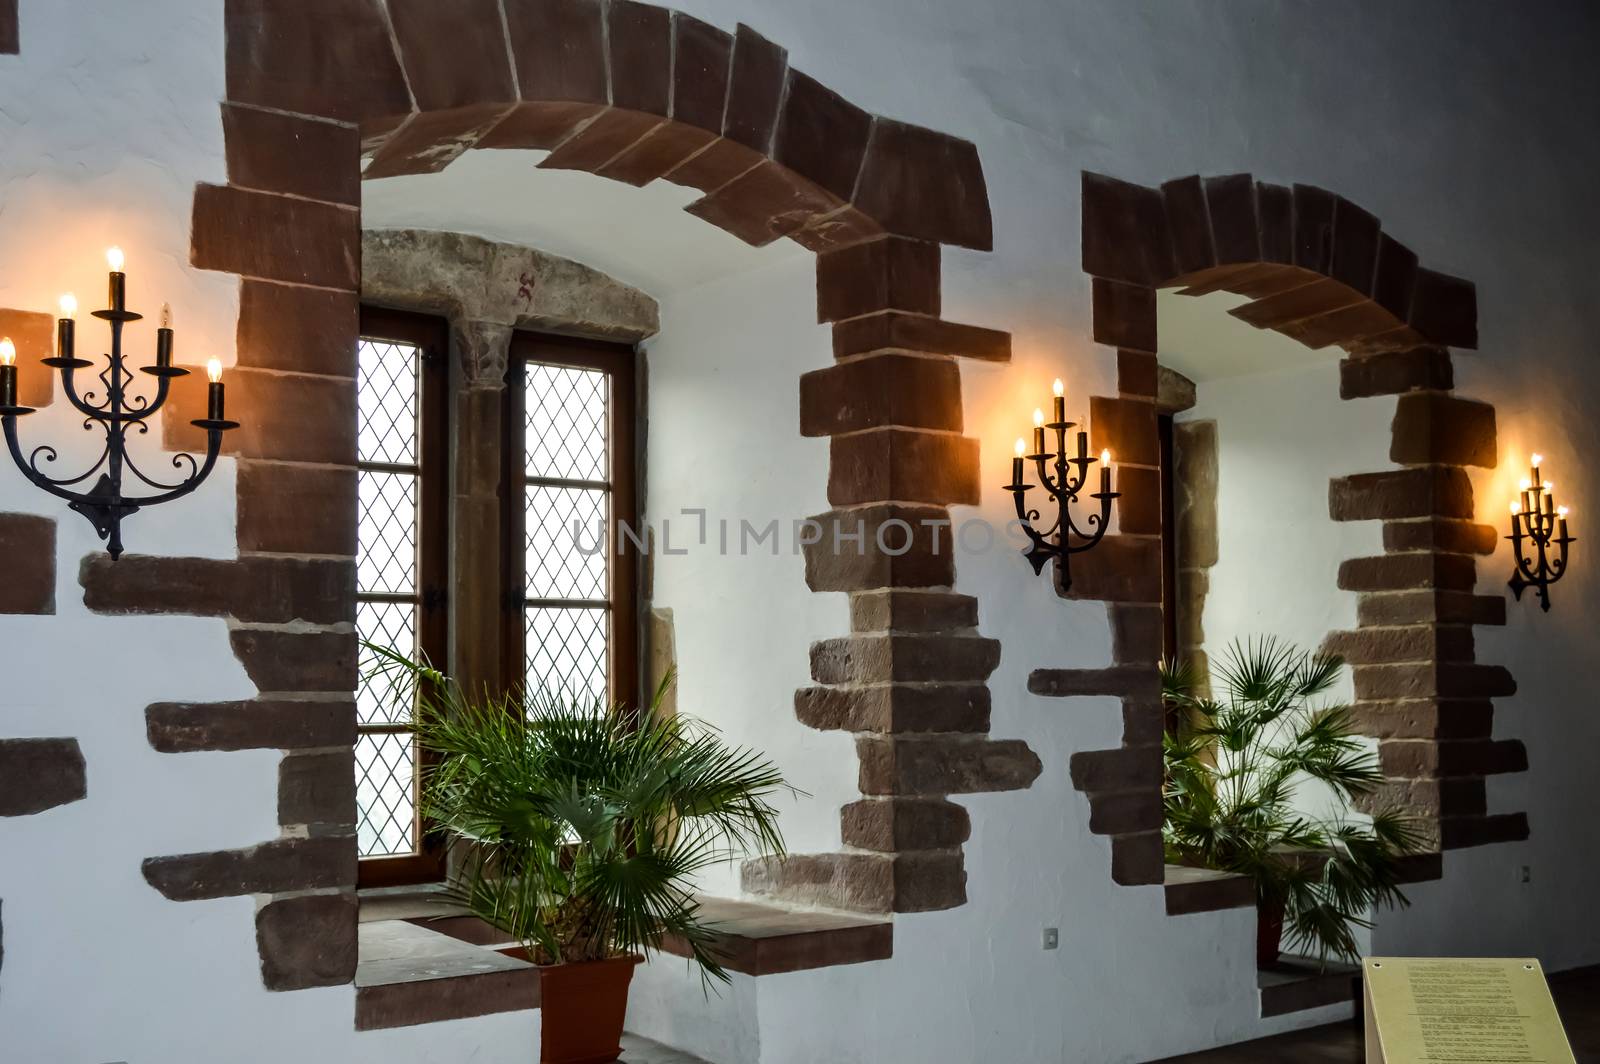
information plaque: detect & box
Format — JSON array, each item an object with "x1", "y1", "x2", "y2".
[{"x1": 1363, "y1": 957, "x2": 1576, "y2": 1063}]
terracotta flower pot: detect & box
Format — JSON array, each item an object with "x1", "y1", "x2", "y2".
[
  {"x1": 1256, "y1": 897, "x2": 1285, "y2": 969},
  {"x1": 535, "y1": 954, "x2": 643, "y2": 1064}
]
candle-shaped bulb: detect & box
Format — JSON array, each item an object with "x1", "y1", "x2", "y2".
[
  {"x1": 1101, "y1": 448, "x2": 1111, "y2": 466},
  {"x1": 1558, "y1": 506, "x2": 1569, "y2": 518},
  {"x1": 1050, "y1": 378, "x2": 1066, "y2": 424},
  {"x1": 1052, "y1": 378, "x2": 1064, "y2": 398},
  {"x1": 1033, "y1": 408, "x2": 1044, "y2": 428},
  {"x1": 161, "y1": 303, "x2": 171, "y2": 330},
  {"x1": 59, "y1": 293, "x2": 77, "y2": 318},
  {"x1": 106, "y1": 246, "x2": 125, "y2": 272},
  {"x1": 1014, "y1": 437, "x2": 1026, "y2": 457},
  {"x1": 1511, "y1": 499, "x2": 1522, "y2": 515},
  {"x1": 0, "y1": 337, "x2": 14, "y2": 367},
  {"x1": 206, "y1": 357, "x2": 223, "y2": 384},
  {"x1": 1543, "y1": 481, "x2": 1554, "y2": 494},
  {"x1": 1520, "y1": 478, "x2": 1532, "y2": 492},
  {"x1": 1531, "y1": 453, "x2": 1543, "y2": 468}
]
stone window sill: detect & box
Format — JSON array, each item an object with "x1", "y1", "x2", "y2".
[
  {"x1": 355, "y1": 888, "x2": 539, "y2": 1031},
  {"x1": 357, "y1": 886, "x2": 892, "y2": 1021}
]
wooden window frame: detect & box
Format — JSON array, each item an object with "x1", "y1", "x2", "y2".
[
  {"x1": 502, "y1": 331, "x2": 640, "y2": 711},
  {"x1": 356, "y1": 306, "x2": 450, "y2": 888}
]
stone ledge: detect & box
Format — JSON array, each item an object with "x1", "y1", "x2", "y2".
[
  {"x1": 355, "y1": 919, "x2": 539, "y2": 1031},
  {"x1": 370, "y1": 891, "x2": 891, "y2": 980},
  {"x1": 1258, "y1": 956, "x2": 1361, "y2": 1018},
  {"x1": 658, "y1": 896, "x2": 891, "y2": 976},
  {"x1": 1163, "y1": 865, "x2": 1254, "y2": 916}
]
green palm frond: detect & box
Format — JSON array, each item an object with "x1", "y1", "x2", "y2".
[
  {"x1": 365, "y1": 645, "x2": 795, "y2": 987},
  {"x1": 1162, "y1": 636, "x2": 1419, "y2": 969}
]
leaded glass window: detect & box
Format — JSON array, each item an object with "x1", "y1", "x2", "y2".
[
  {"x1": 354, "y1": 309, "x2": 447, "y2": 882},
  {"x1": 510, "y1": 335, "x2": 637, "y2": 711}
]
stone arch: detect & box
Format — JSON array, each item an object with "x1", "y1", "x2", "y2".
[
  {"x1": 1033, "y1": 171, "x2": 1525, "y2": 905},
  {"x1": 72, "y1": 0, "x2": 1042, "y2": 994}
]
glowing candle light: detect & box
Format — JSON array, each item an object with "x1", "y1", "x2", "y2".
[
  {"x1": 206, "y1": 358, "x2": 225, "y2": 420},
  {"x1": 1032, "y1": 407, "x2": 1045, "y2": 456},
  {"x1": 0, "y1": 337, "x2": 16, "y2": 407},
  {"x1": 1051, "y1": 377, "x2": 1066, "y2": 424},
  {"x1": 106, "y1": 246, "x2": 127, "y2": 311},
  {"x1": 1100, "y1": 448, "x2": 1113, "y2": 495},
  {"x1": 1012, "y1": 437, "x2": 1025, "y2": 488},
  {"x1": 1558, "y1": 505, "x2": 1570, "y2": 541},
  {"x1": 56, "y1": 294, "x2": 78, "y2": 359}
]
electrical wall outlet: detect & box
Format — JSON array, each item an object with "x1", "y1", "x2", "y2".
[{"x1": 1042, "y1": 927, "x2": 1059, "y2": 950}]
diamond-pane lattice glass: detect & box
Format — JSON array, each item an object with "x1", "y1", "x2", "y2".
[
  {"x1": 357, "y1": 601, "x2": 416, "y2": 725},
  {"x1": 525, "y1": 605, "x2": 608, "y2": 705},
  {"x1": 525, "y1": 485, "x2": 607, "y2": 600},
  {"x1": 358, "y1": 339, "x2": 420, "y2": 466},
  {"x1": 358, "y1": 471, "x2": 418, "y2": 594},
  {"x1": 356, "y1": 731, "x2": 416, "y2": 857},
  {"x1": 525, "y1": 363, "x2": 607, "y2": 482}
]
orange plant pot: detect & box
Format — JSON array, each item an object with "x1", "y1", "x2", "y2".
[{"x1": 533, "y1": 954, "x2": 644, "y2": 1064}]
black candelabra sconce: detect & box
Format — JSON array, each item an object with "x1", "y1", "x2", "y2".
[
  {"x1": 1508, "y1": 452, "x2": 1573, "y2": 612},
  {"x1": 0, "y1": 247, "x2": 237, "y2": 559},
  {"x1": 1004, "y1": 377, "x2": 1119, "y2": 592}
]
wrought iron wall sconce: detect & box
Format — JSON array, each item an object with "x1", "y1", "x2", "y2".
[
  {"x1": 1508, "y1": 453, "x2": 1573, "y2": 612},
  {"x1": 1004, "y1": 377, "x2": 1119, "y2": 592},
  {"x1": 0, "y1": 248, "x2": 237, "y2": 559}
]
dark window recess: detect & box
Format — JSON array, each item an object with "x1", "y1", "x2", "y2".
[
  {"x1": 354, "y1": 307, "x2": 449, "y2": 887},
  {"x1": 504, "y1": 332, "x2": 640, "y2": 711}
]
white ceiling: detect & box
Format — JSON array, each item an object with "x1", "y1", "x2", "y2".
[
  {"x1": 1156, "y1": 288, "x2": 1337, "y2": 382},
  {"x1": 360, "y1": 148, "x2": 808, "y2": 299}
]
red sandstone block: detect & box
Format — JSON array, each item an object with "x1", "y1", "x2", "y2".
[
  {"x1": 225, "y1": 0, "x2": 412, "y2": 130},
  {"x1": 852, "y1": 119, "x2": 993, "y2": 252},
  {"x1": 827, "y1": 429, "x2": 979, "y2": 507},
  {"x1": 257, "y1": 893, "x2": 359, "y2": 990},
  {"x1": 1329, "y1": 467, "x2": 1473, "y2": 521},
  {"x1": 0, "y1": 514, "x2": 55, "y2": 614},
  {"x1": 800, "y1": 353, "x2": 963, "y2": 436},
  {"x1": 223, "y1": 105, "x2": 360, "y2": 206},
  {"x1": 192, "y1": 184, "x2": 358, "y2": 291},
  {"x1": 1161, "y1": 176, "x2": 1214, "y2": 279},
  {"x1": 0, "y1": 308, "x2": 56, "y2": 408},
  {"x1": 816, "y1": 236, "x2": 940, "y2": 323},
  {"x1": 1091, "y1": 279, "x2": 1157, "y2": 351},
  {"x1": 1082, "y1": 172, "x2": 1174, "y2": 286},
  {"x1": 775, "y1": 69, "x2": 873, "y2": 203},
  {"x1": 832, "y1": 312, "x2": 1010, "y2": 361},
  {"x1": 1390, "y1": 392, "x2": 1496, "y2": 468}
]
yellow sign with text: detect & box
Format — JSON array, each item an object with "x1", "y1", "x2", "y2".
[{"x1": 1363, "y1": 957, "x2": 1576, "y2": 1063}]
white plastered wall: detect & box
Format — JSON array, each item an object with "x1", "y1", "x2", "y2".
[{"x1": 1, "y1": 0, "x2": 1596, "y2": 1062}]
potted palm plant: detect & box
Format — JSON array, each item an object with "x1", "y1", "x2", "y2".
[
  {"x1": 1161, "y1": 637, "x2": 1425, "y2": 969},
  {"x1": 368, "y1": 647, "x2": 791, "y2": 1064}
]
